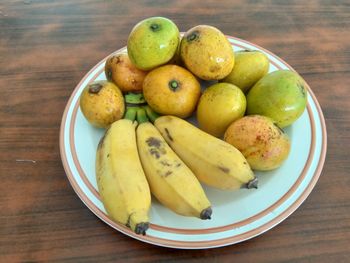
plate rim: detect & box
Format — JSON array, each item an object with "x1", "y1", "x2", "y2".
[{"x1": 59, "y1": 35, "x2": 327, "y2": 249}]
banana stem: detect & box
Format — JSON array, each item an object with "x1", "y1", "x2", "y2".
[
  {"x1": 124, "y1": 92, "x2": 146, "y2": 105},
  {"x1": 134, "y1": 222, "x2": 149, "y2": 235},
  {"x1": 243, "y1": 177, "x2": 258, "y2": 189},
  {"x1": 136, "y1": 107, "x2": 149, "y2": 124},
  {"x1": 144, "y1": 105, "x2": 160, "y2": 123},
  {"x1": 200, "y1": 207, "x2": 212, "y2": 220},
  {"x1": 124, "y1": 106, "x2": 138, "y2": 121}
]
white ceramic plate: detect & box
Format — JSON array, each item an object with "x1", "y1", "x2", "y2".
[{"x1": 60, "y1": 36, "x2": 327, "y2": 249}]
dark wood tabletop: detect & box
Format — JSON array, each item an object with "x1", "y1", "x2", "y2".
[{"x1": 1, "y1": 0, "x2": 349, "y2": 261}]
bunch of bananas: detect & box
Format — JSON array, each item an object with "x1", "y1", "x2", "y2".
[{"x1": 95, "y1": 94, "x2": 257, "y2": 235}]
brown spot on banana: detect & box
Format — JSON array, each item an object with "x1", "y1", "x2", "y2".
[
  {"x1": 164, "y1": 128, "x2": 174, "y2": 142},
  {"x1": 149, "y1": 148, "x2": 160, "y2": 159},
  {"x1": 160, "y1": 160, "x2": 171, "y2": 166},
  {"x1": 97, "y1": 134, "x2": 106, "y2": 150},
  {"x1": 163, "y1": 170, "x2": 173, "y2": 177},
  {"x1": 97, "y1": 126, "x2": 111, "y2": 150},
  {"x1": 146, "y1": 137, "x2": 167, "y2": 159},
  {"x1": 146, "y1": 137, "x2": 161, "y2": 148},
  {"x1": 218, "y1": 166, "x2": 230, "y2": 174}
]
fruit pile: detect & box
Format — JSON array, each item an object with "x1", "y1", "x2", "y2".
[{"x1": 79, "y1": 17, "x2": 308, "y2": 235}]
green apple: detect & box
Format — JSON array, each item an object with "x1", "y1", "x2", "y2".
[
  {"x1": 127, "y1": 17, "x2": 179, "y2": 70},
  {"x1": 246, "y1": 70, "x2": 307, "y2": 128}
]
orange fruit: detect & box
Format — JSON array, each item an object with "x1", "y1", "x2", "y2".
[{"x1": 143, "y1": 65, "x2": 201, "y2": 118}]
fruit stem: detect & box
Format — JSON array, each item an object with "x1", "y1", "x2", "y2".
[
  {"x1": 200, "y1": 207, "x2": 212, "y2": 220},
  {"x1": 136, "y1": 107, "x2": 149, "y2": 123},
  {"x1": 150, "y1": 23, "x2": 160, "y2": 32},
  {"x1": 124, "y1": 92, "x2": 146, "y2": 105},
  {"x1": 244, "y1": 177, "x2": 258, "y2": 189},
  {"x1": 168, "y1": 80, "x2": 180, "y2": 91},
  {"x1": 124, "y1": 106, "x2": 138, "y2": 121},
  {"x1": 128, "y1": 211, "x2": 149, "y2": 235},
  {"x1": 88, "y1": 83, "x2": 103, "y2": 94},
  {"x1": 134, "y1": 222, "x2": 149, "y2": 235},
  {"x1": 187, "y1": 30, "x2": 199, "y2": 42},
  {"x1": 144, "y1": 105, "x2": 160, "y2": 123}
]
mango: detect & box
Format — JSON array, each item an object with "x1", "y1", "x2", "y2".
[
  {"x1": 197, "y1": 83, "x2": 246, "y2": 137},
  {"x1": 180, "y1": 25, "x2": 234, "y2": 80},
  {"x1": 79, "y1": 81, "x2": 125, "y2": 128},
  {"x1": 127, "y1": 17, "x2": 179, "y2": 70},
  {"x1": 224, "y1": 115, "x2": 291, "y2": 171},
  {"x1": 222, "y1": 50, "x2": 269, "y2": 93},
  {"x1": 246, "y1": 70, "x2": 307, "y2": 127}
]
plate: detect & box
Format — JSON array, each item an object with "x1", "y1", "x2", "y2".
[{"x1": 60, "y1": 36, "x2": 327, "y2": 249}]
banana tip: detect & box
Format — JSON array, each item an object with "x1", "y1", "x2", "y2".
[
  {"x1": 200, "y1": 207, "x2": 212, "y2": 220},
  {"x1": 245, "y1": 177, "x2": 258, "y2": 189},
  {"x1": 134, "y1": 222, "x2": 149, "y2": 235}
]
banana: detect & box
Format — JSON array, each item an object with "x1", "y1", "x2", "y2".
[
  {"x1": 96, "y1": 119, "x2": 151, "y2": 234},
  {"x1": 154, "y1": 116, "x2": 258, "y2": 190},
  {"x1": 136, "y1": 120, "x2": 212, "y2": 219}
]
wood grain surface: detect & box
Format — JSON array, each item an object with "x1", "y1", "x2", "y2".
[{"x1": 1, "y1": 0, "x2": 349, "y2": 262}]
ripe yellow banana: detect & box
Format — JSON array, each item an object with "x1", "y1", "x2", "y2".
[
  {"x1": 154, "y1": 116, "x2": 258, "y2": 190},
  {"x1": 136, "y1": 121, "x2": 212, "y2": 219},
  {"x1": 96, "y1": 119, "x2": 151, "y2": 234}
]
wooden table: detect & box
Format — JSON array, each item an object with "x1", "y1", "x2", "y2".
[{"x1": 1, "y1": 0, "x2": 349, "y2": 261}]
